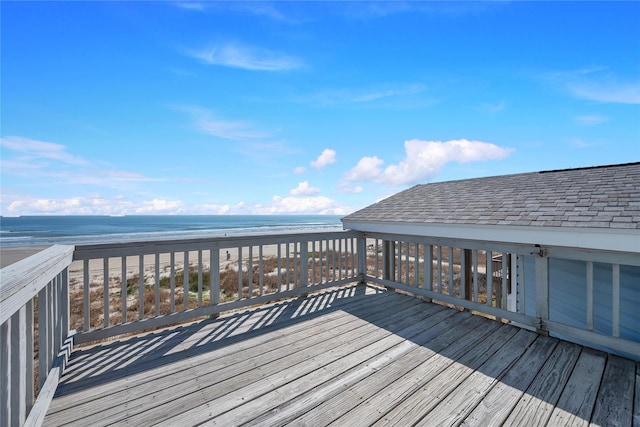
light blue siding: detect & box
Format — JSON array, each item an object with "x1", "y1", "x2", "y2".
[
  {"x1": 549, "y1": 258, "x2": 587, "y2": 330},
  {"x1": 620, "y1": 264, "x2": 640, "y2": 341},
  {"x1": 516, "y1": 255, "x2": 640, "y2": 354},
  {"x1": 593, "y1": 262, "x2": 613, "y2": 336}
]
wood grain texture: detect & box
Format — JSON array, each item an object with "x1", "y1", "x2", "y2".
[{"x1": 41, "y1": 284, "x2": 638, "y2": 427}]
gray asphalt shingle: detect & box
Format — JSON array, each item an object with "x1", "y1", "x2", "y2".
[{"x1": 342, "y1": 163, "x2": 640, "y2": 230}]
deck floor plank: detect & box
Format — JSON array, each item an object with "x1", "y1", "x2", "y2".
[
  {"x1": 41, "y1": 284, "x2": 638, "y2": 427},
  {"x1": 48, "y1": 293, "x2": 424, "y2": 425},
  {"x1": 370, "y1": 324, "x2": 520, "y2": 426},
  {"x1": 547, "y1": 348, "x2": 607, "y2": 427},
  {"x1": 62, "y1": 286, "x2": 388, "y2": 384},
  {"x1": 96, "y1": 297, "x2": 440, "y2": 426},
  {"x1": 289, "y1": 314, "x2": 500, "y2": 427},
  {"x1": 150, "y1": 303, "x2": 447, "y2": 426},
  {"x1": 503, "y1": 340, "x2": 583, "y2": 426},
  {"x1": 211, "y1": 307, "x2": 462, "y2": 426},
  {"x1": 50, "y1": 289, "x2": 400, "y2": 407},
  {"x1": 589, "y1": 355, "x2": 636, "y2": 427},
  {"x1": 414, "y1": 328, "x2": 539, "y2": 426},
  {"x1": 47, "y1": 293, "x2": 398, "y2": 414},
  {"x1": 634, "y1": 362, "x2": 640, "y2": 427},
  {"x1": 460, "y1": 335, "x2": 558, "y2": 427}
]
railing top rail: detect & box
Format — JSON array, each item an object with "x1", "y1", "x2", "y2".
[
  {"x1": 72, "y1": 229, "x2": 358, "y2": 260},
  {"x1": 0, "y1": 244, "x2": 75, "y2": 324}
]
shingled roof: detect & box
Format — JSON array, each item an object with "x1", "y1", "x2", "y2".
[{"x1": 343, "y1": 162, "x2": 640, "y2": 230}]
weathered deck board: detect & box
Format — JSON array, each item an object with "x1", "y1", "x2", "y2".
[
  {"x1": 55, "y1": 286, "x2": 392, "y2": 393},
  {"x1": 62, "y1": 285, "x2": 386, "y2": 384},
  {"x1": 548, "y1": 348, "x2": 607, "y2": 427},
  {"x1": 209, "y1": 307, "x2": 461, "y2": 426},
  {"x1": 504, "y1": 340, "x2": 582, "y2": 426},
  {"x1": 589, "y1": 355, "x2": 636, "y2": 427},
  {"x1": 371, "y1": 325, "x2": 521, "y2": 426},
  {"x1": 150, "y1": 302, "x2": 446, "y2": 426},
  {"x1": 459, "y1": 335, "x2": 558, "y2": 427},
  {"x1": 634, "y1": 362, "x2": 640, "y2": 427},
  {"x1": 42, "y1": 283, "x2": 639, "y2": 427},
  {"x1": 415, "y1": 328, "x2": 538, "y2": 426},
  {"x1": 290, "y1": 315, "x2": 501, "y2": 427},
  {"x1": 249, "y1": 310, "x2": 477, "y2": 426},
  {"x1": 48, "y1": 289, "x2": 409, "y2": 424}
]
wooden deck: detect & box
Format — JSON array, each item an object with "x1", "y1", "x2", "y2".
[{"x1": 43, "y1": 284, "x2": 640, "y2": 426}]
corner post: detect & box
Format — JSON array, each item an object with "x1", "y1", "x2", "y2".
[
  {"x1": 356, "y1": 234, "x2": 367, "y2": 284},
  {"x1": 461, "y1": 249, "x2": 472, "y2": 301},
  {"x1": 534, "y1": 251, "x2": 550, "y2": 335},
  {"x1": 382, "y1": 240, "x2": 396, "y2": 282}
]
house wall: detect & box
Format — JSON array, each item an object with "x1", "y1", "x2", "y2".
[{"x1": 517, "y1": 254, "x2": 640, "y2": 353}]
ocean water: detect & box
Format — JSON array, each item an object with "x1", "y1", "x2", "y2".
[{"x1": 0, "y1": 215, "x2": 344, "y2": 248}]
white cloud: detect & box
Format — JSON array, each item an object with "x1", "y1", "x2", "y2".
[
  {"x1": 568, "y1": 138, "x2": 601, "y2": 149},
  {"x1": 173, "y1": 1, "x2": 206, "y2": 11},
  {"x1": 293, "y1": 166, "x2": 306, "y2": 174},
  {"x1": 568, "y1": 79, "x2": 640, "y2": 104},
  {"x1": 134, "y1": 198, "x2": 183, "y2": 214},
  {"x1": 241, "y1": 4, "x2": 294, "y2": 21},
  {"x1": 196, "y1": 117, "x2": 271, "y2": 140},
  {"x1": 263, "y1": 195, "x2": 347, "y2": 215},
  {"x1": 548, "y1": 67, "x2": 640, "y2": 104},
  {"x1": 1, "y1": 192, "x2": 350, "y2": 216},
  {"x1": 185, "y1": 42, "x2": 302, "y2": 71},
  {"x1": 341, "y1": 156, "x2": 384, "y2": 182},
  {"x1": 1, "y1": 136, "x2": 165, "y2": 188},
  {"x1": 0, "y1": 136, "x2": 87, "y2": 165},
  {"x1": 478, "y1": 100, "x2": 505, "y2": 114},
  {"x1": 311, "y1": 149, "x2": 336, "y2": 169},
  {"x1": 3, "y1": 196, "x2": 185, "y2": 216},
  {"x1": 337, "y1": 182, "x2": 363, "y2": 194},
  {"x1": 289, "y1": 181, "x2": 320, "y2": 196},
  {"x1": 6, "y1": 196, "x2": 115, "y2": 215},
  {"x1": 339, "y1": 139, "x2": 513, "y2": 189},
  {"x1": 298, "y1": 83, "x2": 426, "y2": 106},
  {"x1": 575, "y1": 114, "x2": 609, "y2": 126},
  {"x1": 177, "y1": 106, "x2": 273, "y2": 140}
]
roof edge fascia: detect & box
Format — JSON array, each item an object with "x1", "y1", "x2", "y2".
[{"x1": 341, "y1": 220, "x2": 640, "y2": 254}]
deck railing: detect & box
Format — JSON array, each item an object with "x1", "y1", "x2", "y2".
[
  {"x1": 0, "y1": 245, "x2": 74, "y2": 427},
  {"x1": 69, "y1": 231, "x2": 362, "y2": 344},
  {"x1": 361, "y1": 232, "x2": 640, "y2": 361},
  {"x1": 1, "y1": 229, "x2": 639, "y2": 426}
]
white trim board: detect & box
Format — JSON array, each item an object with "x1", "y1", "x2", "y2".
[{"x1": 342, "y1": 220, "x2": 640, "y2": 254}]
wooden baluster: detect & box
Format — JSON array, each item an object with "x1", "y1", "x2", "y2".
[
  {"x1": 139, "y1": 255, "x2": 145, "y2": 319},
  {"x1": 103, "y1": 258, "x2": 109, "y2": 328},
  {"x1": 486, "y1": 251, "x2": 493, "y2": 306},
  {"x1": 473, "y1": 249, "x2": 479, "y2": 303},
  {"x1": 437, "y1": 246, "x2": 443, "y2": 294},
  {"x1": 83, "y1": 259, "x2": 90, "y2": 331},
  {"x1": 170, "y1": 252, "x2": 175, "y2": 313},
  {"x1": 121, "y1": 256, "x2": 127, "y2": 323},
  {"x1": 183, "y1": 251, "x2": 189, "y2": 310},
  {"x1": 155, "y1": 253, "x2": 161, "y2": 316},
  {"x1": 197, "y1": 250, "x2": 203, "y2": 307}
]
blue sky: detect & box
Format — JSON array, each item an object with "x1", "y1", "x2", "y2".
[{"x1": 1, "y1": 1, "x2": 639, "y2": 216}]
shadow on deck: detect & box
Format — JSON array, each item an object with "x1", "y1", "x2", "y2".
[{"x1": 44, "y1": 284, "x2": 639, "y2": 426}]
